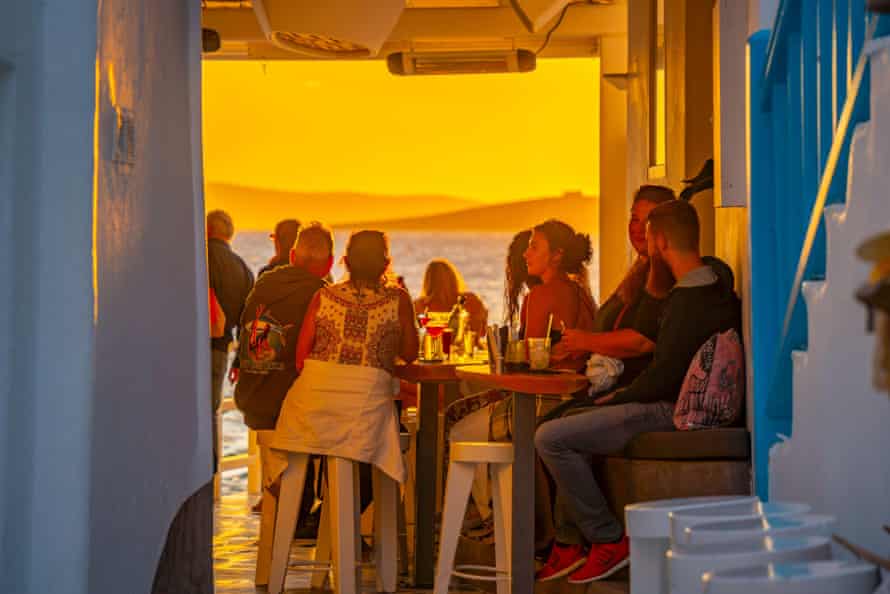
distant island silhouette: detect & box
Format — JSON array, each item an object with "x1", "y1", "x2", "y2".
[
  {"x1": 205, "y1": 183, "x2": 482, "y2": 230},
  {"x1": 336, "y1": 192, "x2": 597, "y2": 232},
  {"x1": 206, "y1": 183, "x2": 597, "y2": 233}
]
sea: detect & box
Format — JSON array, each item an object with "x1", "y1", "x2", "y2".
[{"x1": 219, "y1": 230, "x2": 517, "y2": 493}]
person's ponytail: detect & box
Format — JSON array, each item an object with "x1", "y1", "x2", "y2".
[{"x1": 568, "y1": 232, "x2": 593, "y2": 272}]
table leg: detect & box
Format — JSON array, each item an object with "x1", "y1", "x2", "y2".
[
  {"x1": 510, "y1": 392, "x2": 536, "y2": 594},
  {"x1": 436, "y1": 382, "x2": 461, "y2": 513},
  {"x1": 412, "y1": 380, "x2": 438, "y2": 587}
]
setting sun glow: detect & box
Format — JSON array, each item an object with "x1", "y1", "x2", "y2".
[{"x1": 202, "y1": 57, "x2": 600, "y2": 224}]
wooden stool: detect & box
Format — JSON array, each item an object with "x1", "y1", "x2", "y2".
[
  {"x1": 259, "y1": 451, "x2": 400, "y2": 594},
  {"x1": 434, "y1": 442, "x2": 513, "y2": 594}
]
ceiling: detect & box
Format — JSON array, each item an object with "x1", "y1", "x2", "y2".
[{"x1": 201, "y1": 0, "x2": 626, "y2": 61}]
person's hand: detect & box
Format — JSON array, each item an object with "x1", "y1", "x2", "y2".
[
  {"x1": 228, "y1": 367, "x2": 239, "y2": 384},
  {"x1": 558, "y1": 329, "x2": 592, "y2": 354},
  {"x1": 550, "y1": 343, "x2": 575, "y2": 361}
]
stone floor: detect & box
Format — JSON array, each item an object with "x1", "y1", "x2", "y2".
[{"x1": 213, "y1": 495, "x2": 628, "y2": 594}]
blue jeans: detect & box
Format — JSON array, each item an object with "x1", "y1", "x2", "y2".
[{"x1": 535, "y1": 400, "x2": 675, "y2": 544}]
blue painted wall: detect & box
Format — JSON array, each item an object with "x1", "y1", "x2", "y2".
[{"x1": 747, "y1": 0, "x2": 885, "y2": 499}]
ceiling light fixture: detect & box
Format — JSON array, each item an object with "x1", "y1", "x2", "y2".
[{"x1": 252, "y1": 0, "x2": 405, "y2": 58}]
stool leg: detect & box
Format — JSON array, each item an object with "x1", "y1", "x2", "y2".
[
  {"x1": 397, "y1": 487, "x2": 409, "y2": 576},
  {"x1": 268, "y1": 453, "x2": 310, "y2": 594},
  {"x1": 434, "y1": 462, "x2": 476, "y2": 594},
  {"x1": 311, "y1": 481, "x2": 332, "y2": 590},
  {"x1": 373, "y1": 468, "x2": 399, "y2": 593},
  {"x1": 255, "y1": 477, "x2": 279, "y2": 586},
  {"x1": 330, "y1": 457, "x2": 360, "y2": 594},
  {"x1": 491, "y1": 462, "x2": 513, "y2": 594}
]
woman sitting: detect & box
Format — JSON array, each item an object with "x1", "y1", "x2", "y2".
[
  {"x1": 551, "y1": 184, "x2": 677, "y2": 393},
  {"x1": 521, "y1": 220, "x2": 598, "y2": 368},
  {"x1": 269, "y1": 230, "x2": 419, "y2": 489},
  {"x1": 414, "y1": 258, "x2": 488, "y2": 336},
  {"x1": 445, "y1": 220, "x2": 596, "y2": 530}
]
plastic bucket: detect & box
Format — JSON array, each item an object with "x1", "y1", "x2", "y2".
[
  {"x1": 679, "y1": 514, "x2": 835, "y2": 547},
  {"x1": 667, "y1": 536, "x2": 832, "y2": 594},
  {"x1": 669, "y1": 501, "x2": 811, "y2": 543},
  {"x1": 624, "y1": 496, "x2": 757, "y2": 594},
  {"x1": 702, "y1": 561, "x2": 879, "y2": 594}
]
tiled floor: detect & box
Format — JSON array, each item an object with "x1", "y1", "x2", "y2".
[
  {"x1": 213, "y1": 495, "x2": 487, "y2": 594},
  {"x1": 213, "y1": 494, "x2": 627, "y2": 594}
]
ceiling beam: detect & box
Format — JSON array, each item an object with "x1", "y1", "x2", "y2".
[{"x1": 203, "y1": 1, "x2": 626, "y2": 47}]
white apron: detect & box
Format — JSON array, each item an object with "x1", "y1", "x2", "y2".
[{"x1": 268, "y1": 359, "x2": 405, "y2": 484}]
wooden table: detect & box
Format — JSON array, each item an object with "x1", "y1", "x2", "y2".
[
  {"x1": 395, "y1": 359, "x2": 481, "y2": 587},
  {"x1": 455, "y1": 365, "x2": 589, "y2": 594}
]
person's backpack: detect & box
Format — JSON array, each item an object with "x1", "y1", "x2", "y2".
[{"x1": 673, "y1": 329, "x2": 745, "y2": 430}]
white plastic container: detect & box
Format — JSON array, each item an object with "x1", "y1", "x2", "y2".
[
  {"x1": 679, "y1": 514, "x2": 835, "y2": 547},
  {"x1": 669, "y1": 501, "x2": 811, "y2": 543},
  {"x1": 702, "y1": 561, "x2": 879, "y2": 594},
  {"x1": 625, "y1": 496, "x2": 758, "y2": 594},
  {"x1": 667, "y1": 536, "x2": 833, "y2": 594}
]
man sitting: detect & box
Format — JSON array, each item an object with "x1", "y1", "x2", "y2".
[
  {"x1": 534, "y1": 200, "x2": 742, "y2": 584},
  {"x1": 235, "y1": 222, "x2": 333, "y2": 429},
  {"x1": 235, "y1": 223, "x2": 333, "y2": 522}
]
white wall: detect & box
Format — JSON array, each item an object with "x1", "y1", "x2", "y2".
[
  {"x1": 0, "y1": 2, "x2": 98, "y2": 593},
  {"x1": 88, "y1": 0, "x2": 210, "y2": 592},
  {"x1": 748, "y1": 0, "x2": 780, "y2": 35},
  {"x1": 769, "y1": 41, "x2": 890, "y2": 557},
  {"x1": 0, "y1": 1, "x2": 209, "y2": 592}
]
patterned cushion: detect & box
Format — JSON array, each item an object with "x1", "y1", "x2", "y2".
[{"x1": 673, "y1": 329, "x2": 745, "y2": 430}]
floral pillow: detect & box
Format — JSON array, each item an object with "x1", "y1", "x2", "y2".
[{"x1": 673, "y1": 329, "x2": 745, "y2": 430}]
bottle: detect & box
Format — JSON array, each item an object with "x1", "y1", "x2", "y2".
[{"x1": 448, "y1": 295, "x2": 467, "y2": 348}]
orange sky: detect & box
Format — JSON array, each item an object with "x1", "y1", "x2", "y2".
[{"x1": 202, "y1": 57, "x2": 599, "y2": 205}]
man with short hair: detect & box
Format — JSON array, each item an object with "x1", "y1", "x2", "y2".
[
  {"x1": 258, "y1": 219, "x2": 300, "y2": 278},
  {"x1": 234, "y1": 222, "x2": 334, "y2": 429},
  {"x1": 535, "y1": 200, "x2": 742, "y2": 583},
  {"x1": 234, "y1": 222, "x2": 334, "y2": 524},
  {"x1": 207, "y1": 209, "x2": 254, "y2": 471}
]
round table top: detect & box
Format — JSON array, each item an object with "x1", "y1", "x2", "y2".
[
  {"x1": 394, "y1": 358, "x2": 484, "y2": 383},
  {"x1": 455, "y1": 364, "x2": 589, "y2": 395}
]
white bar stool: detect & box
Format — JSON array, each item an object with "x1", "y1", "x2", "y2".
[
  {"x1": 434, "y1": 441, "x2": 513, "y2": 594},
  {"x1": 261, "y1": 451, "x2": 400, "y2": 594}
]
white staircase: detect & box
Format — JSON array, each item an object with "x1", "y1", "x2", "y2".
[{"x1": 768, "y1": 39, "x2": 890, "y2": 556}]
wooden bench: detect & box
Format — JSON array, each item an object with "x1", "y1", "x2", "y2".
[{"x1": 596, "y1": 427, "x2": 752, "y2": 526}]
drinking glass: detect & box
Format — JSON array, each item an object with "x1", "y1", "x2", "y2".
[
  {"x1": 462, "y1": 330, "x2": 477, "y2": 358},
  {"x1": 527, "y1": 337, "x2": 551, "y2": 371},
  {"x1": 442, "y1": 328, "x2": 453, "y2": 356}
]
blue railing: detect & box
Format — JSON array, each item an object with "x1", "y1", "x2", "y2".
[{"x1": 748, "y1": 1, "x2": 889, "y2": 499}]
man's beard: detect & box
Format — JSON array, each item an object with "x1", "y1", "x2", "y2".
[{"x1": 648, "y1": 249, "x2": 675, "y2": 295}]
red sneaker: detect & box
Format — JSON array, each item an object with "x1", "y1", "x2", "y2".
[
  {"x1": 535, "y1": 542, "x2": 587, "y2": 582},
  {"x1": 567, "y1": 535, "x2": 629, "y2": 584}
]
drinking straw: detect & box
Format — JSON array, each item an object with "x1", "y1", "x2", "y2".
[{"x1": 545, "y1": 313, "x2": 553, "y2": 340}]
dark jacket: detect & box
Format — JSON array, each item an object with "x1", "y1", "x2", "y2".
[
  {"x1": 208, "y1": 237, "x2": 254, "y2": 352},
  {"x1": 258, "y1": 256, "x2": 289, "y2": 279},
  {"x1": 234, "y1": 265, "x2": 326, "y2": 429},
  {"x1": 610, "y1": 258, "x2": 742, "y2": 405}
]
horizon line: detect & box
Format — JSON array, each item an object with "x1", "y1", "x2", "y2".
[{"x1": 206, "y1": 181, "x2": 595, "y2": 204}]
